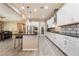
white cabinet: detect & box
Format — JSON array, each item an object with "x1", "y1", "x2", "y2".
[
  {"x1": 76, "y1": 44, "x2": 79, "y2": 55},
  {"x1": 64, "y1": 37, "x2": 77, "y2": 56},
  {"x1": 57, "y1": 8, "x2": 63, "y2": 25},
  {"x1": 57, "y1": 4, "x2": 72, "y2": 26},
  {"x1": 66, "y1": 40, "x2": 76, "y2": 56},
  {"x1": 72, "y1": 4, "x2": 79, "y2": 22},
  {"x1": 58, "y1": 35, "x2": 79, "y2": 56},
  {"x1": 62, "y1": 4, "x2": 72, "y2": 24},
  {"x1": 56, "y1": 35, "x2": 66, "y2": 50},
  {"x1": 74, "y1": 38, "x2": 79, "y2": 55},
  {"x1": 45, "y1": 32, "x2": 79, "y2": 56},
  {"x1": 57, "y1": 5, "x2": 65, "y2": 25},
  {"x1": 57, "y1": 3, "x2": 79, "y2": 26}
]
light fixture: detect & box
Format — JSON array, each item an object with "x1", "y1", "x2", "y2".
[
  {"x1": 34, "y1": 8, "x2": 37, "y2": 12},
  {"x1": 21, "y1": 6, "x2": 25, "y2": 10},
  {"x1": 22, "y1": 14, "x2": 26, "y2": 19},
  {"x1": 40, "y1": 6, "x2": 48, "y2": 9},
  {"x1": 21, "y1": 4, "x2": 25, "y2": 10},
  {"x1": 44, "y1": 6, "x2": 48, "y2": 9}
]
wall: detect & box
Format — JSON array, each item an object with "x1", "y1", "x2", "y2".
[
  {"x1": 0, "y1": 4, "x2": 21, "y2": 21},
  {"x1": 2, "y1": 18, "x2": 27, "y2": 34},
  {"x1": 3, "y1": 21, "x2": 17, "y2": 34}
]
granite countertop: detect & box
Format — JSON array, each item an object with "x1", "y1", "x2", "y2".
[{"x1": 48, "y1": 31, "x2": 79, "y2": 38}]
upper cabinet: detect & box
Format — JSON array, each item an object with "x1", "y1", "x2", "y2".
[
  {"x1": 57, "y1": 4, "x2": 72, "y2": 26},
  {"x1": 47, "y1": 17, "x2": 54, "y2": 28},
  {"x1": 57, "y1": 3, "x2": 79, "y2": 26},
  {"x1": 72, "y1": 4, "x2": 79, "y2": 22}
]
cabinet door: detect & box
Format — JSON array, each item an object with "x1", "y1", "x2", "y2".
[
  {"x1": 76, "y1": 44, "x2": 79, "y2": 55},
  {"x1": 63, "y1": 4, "x2": 72, "y2": 24},
  {"x1": 72, "y1": 4, "x2": 79, "y2": 22},
  {"x1": 54, "y1": 34, "x2": 65, "y2": 51},
  {"x1": 58, "y1": 35, "x2": 66, "y2": 50},
  {"x1": 57, "y1": 4, "x2": 72, "y2": 26},
  {"x1": 65, "y1": 37, "x2": 77, "y2": 56},
  {"x1": 74, "y1": 38, "x2": 79, "y2": 55},
  {"x1": 57, "y1": 5, "x2": 65, "y2": 25}
]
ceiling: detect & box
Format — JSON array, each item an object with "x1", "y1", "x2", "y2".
[
  {"x1": 0, "y1": 3, "x2": 22, "y2": 21},
  {"x1": 0, "y1": 3, "x2": 63, "y2": 21},
  {"x1": 11, "y1": 3, "x2": 64, "y2": 21}
]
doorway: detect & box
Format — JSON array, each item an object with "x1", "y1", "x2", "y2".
[{"x1": 41, "y1": 27, "x2": 44, "y2": 34}]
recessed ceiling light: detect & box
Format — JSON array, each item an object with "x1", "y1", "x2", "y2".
[
  {"x1": 21, "y1": 6, "x2": 25, "y2": 10},
  {"x1": 27, "y1": 15, "x2": 31, "y2": 18},
  {"x1": 34, "y1": 8, "x2": 37, "y2": 12},
  {"x1": 44, "y1": 6, "x2": 48, "y2": 9}
]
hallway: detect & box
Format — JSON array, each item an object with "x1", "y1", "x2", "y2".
[{"x1": 0, "y1": 35, "x2": 64, "y2": 56}]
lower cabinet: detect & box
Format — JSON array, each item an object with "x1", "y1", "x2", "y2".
[
  {"x1": 55, "y1": 34, "x2": 67, "y2": 53},
  {"x1": 46, "y1": 32, "x2": 79, "y2": 56},
  {"x1": 65, "y1": 39, "x2": 77, "y2": 56},
  {"x1": 76, "y1": 44, "x2": 79, "y2": 55}
]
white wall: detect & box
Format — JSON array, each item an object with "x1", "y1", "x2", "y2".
[{"x1": 3, "y1": 22, "x2": 17, "y2": 33}]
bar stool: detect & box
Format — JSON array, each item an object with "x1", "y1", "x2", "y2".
[{"x1": 14, "y1": 34, "x2": 23, "y2": 50}]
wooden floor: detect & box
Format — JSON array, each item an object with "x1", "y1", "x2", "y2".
[{"x1": 0, "y1": 35, "x2": 65, "y2": 56}]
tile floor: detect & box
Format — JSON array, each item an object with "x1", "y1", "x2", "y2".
[{"x1": 0, "y1": 35, "x2": 65, "y2": 56}]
